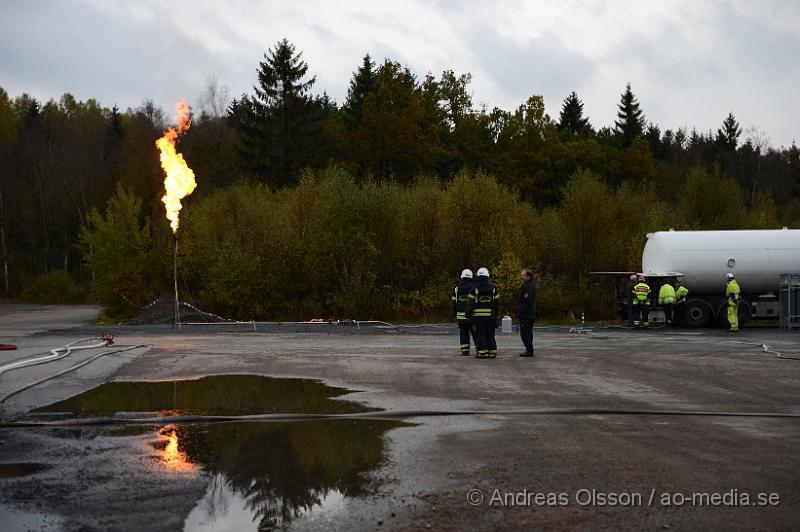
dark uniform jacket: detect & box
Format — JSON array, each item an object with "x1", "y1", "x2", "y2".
[
  {"x1": 452, "y1": 279, "x2": 475, "y2": 322},
  {"x1": 467, "y1": 277, "x2": 499, "y2": 320},
  {"x1": 516, "y1": 278, "x2": 537, "y2": 320}
]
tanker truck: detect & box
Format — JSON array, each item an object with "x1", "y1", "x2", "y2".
[{"x1": 593, "y1": 229, "x2": 800, "y2": 327}]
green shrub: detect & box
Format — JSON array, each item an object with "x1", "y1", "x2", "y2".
[
  {"x1": 79, "y1": 184, "x2": 165, "y2": 319},
  {"x1": 83, "y1": 165, "x2": 773, "y2": 323},
  {"x1": 19, "y1": 272, "x2": 84, "y2": 304}
]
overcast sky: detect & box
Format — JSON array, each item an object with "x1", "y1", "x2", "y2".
[{"x1": 2, "y1": 0, "x2": 798, "y2": 148}]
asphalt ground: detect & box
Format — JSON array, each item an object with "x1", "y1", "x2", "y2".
[{"x1": 0, "y1": 305, "x2": 798, "y2": 531}]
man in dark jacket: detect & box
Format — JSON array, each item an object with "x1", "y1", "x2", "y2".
[
  {"x1": 452, "y1": 269, "x2": 475, "y2": 356},
  {"x1": 467, "y1": 267, "x2": 499, "y2": 359},
  {"x1": 516, "y1": 268, "x2": 537, "y2": 357}
]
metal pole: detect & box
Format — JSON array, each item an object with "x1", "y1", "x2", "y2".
[{"x1": 174, "y1": 235, "x2": 181, "y2": 331}]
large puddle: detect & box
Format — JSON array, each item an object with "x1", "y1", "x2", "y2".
[
  {"x1": 35, "y1": 374, "x2": 374, "y2": 417},
  {"x1": 3, "y1": 375, "x2": 406, "y2": 530},
  {"x1": 166, "y1": 419, "x2": 401, "y2": 530}
]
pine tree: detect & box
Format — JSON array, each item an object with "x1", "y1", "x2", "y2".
[
  {"x1": 715, "y1": 112, "x2": 741, "y2": 151},
  {"x1": 253, "y1": 39, "x2": 315, "y2": 108},
  {"x1": 233, "y1": 38, "x2": 319, "y2": 186},
  {"x1": 107, "y1": 105, "x2": 124, "y2": 141},
  {"x1": 343, "y1": 54, "x2": 376, "y2": 130},
  {"x1": 614, "y1": 83, "x2": 645, "y2": 148},
  {"x1": 674, "y1": 128, "x2": 687, "y2": 150},
  {"x1": 689, "y1": 127, "x2": 702, "y2": 148},
  {"x1": 662, "y1": 129, "x2": 674, "y2": 148},
  {"x1": 789, "y1": 141, "x2": 799, "y2": 163},
  {"x1": 558, "y1": 91, "x2": 589, "y2": 135},
  {"x1": 644, "y1": 122, "x2": 662, "y2": 158}
]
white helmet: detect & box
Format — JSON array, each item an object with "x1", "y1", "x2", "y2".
[
  {"x1": 460, "y1": 269, "x2": 473, "y2": 279},
  {"x1": 477, "y1": 267, "x2": 490, "y2": 277},
  {"x1": 726, "y1": 272, "x2": 735, "y2": 281}
]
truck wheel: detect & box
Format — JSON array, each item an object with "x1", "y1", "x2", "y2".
[
  {"x1": 684, "y1": 299, "x2": 713, "y2": 328},
  {"x1": 717, "y1": 301, "x2": 750, "y2": 328}
]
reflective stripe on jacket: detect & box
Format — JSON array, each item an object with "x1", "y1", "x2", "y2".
[
  {"x1": 658, "y1": 283, "x2": 676, "y2": 305},
  {"x1": 452, "y1": 280, "x2": 474, "y2": 321},
  {"x1": 726, "y1": 280, "x2": 741, "y2": 305},
  {"x1": 675, "y1": 286, "x2": 689, "y2": 303},
  {"x1": 468, "y1": 279, "x2": 499, "y2": 319},
  {"x1": 633, "y1": 282, "x2": 651, "y2": 304}
]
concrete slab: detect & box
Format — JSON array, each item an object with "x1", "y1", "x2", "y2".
[
  {"x1": 0, "y1": 304, "x2": 101, "y2": 338},
  {"x1": 0, "y1": 306, "x2": 798, "y2": 531}
]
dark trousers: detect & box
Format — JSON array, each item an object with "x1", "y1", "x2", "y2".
[
  {"x1": 674, "y1": 302, "x2": 685, "y2": 327},
  {"x1": 473, "y1": 319, "x2": 497, "y2": 358},
  {"x1": 519, "y1": 318, "x2": 534, "y2": 353},
  {"x1": 458, "y1": 321, "x2": 473, "y2": 354},
  {"x1": 635, "y1": 303, "x2": 649, "y2": 327},
  {"x1": 662, "y1": 303, "x2": 673, "y2": 325}
]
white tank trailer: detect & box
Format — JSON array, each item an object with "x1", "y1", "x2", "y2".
[{"x1": 642, "y1": 229, "x2": 800, "y2": 327}]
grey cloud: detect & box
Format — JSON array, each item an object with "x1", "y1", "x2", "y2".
[
  {"x1": 0, "y1": 2, "x2": 239, "y2": 114},
  {"x1": 720, "y1": 5, "x2": 800, "y2": 74},
  {"x1": 466, "y1": 24, "x2": 597, "y2": 111},
  {"x1": 0, "y1": 1, "x2": 795, "y2": 145}
]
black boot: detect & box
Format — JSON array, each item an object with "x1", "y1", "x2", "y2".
[{"x1": 519, "y1": 351, "x2": 534, "y2": 357}]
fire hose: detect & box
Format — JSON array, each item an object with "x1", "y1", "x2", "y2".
[
  {"x1": 1, "y1": 407, "x2": 798, "y2": 429},
  {"x1": 0, "y1": 335, "x2": 114, "y2": 378},
  {"x1": 720, "y1": 340, "x2": 800, "y2": 361},
  {"x1": 0, "y1": 344, "x2": 145, "y2": 406},
  {"x1": 757, "y1": 343, "x2": 800, "y2": 361}
]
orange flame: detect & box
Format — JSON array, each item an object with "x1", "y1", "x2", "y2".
[
  {"x1": 156, "y1": 101, "x2": 196, "y2": 233},
  {"x1": 159, "y1": 426, "x2": 194, "y2": 472}
]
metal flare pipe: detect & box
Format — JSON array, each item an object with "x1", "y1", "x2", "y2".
[{"x1": 173, "y1": 235, "x2": 181, "y2": 331}]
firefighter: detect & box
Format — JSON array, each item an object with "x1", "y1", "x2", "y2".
[
  {"x1": 632, "y1": 275, "x2": 651, "y2": 328},
  {"x1": 725, "y1": 273, "x2": 741, "y2": 332},
  {"x1": 467, "y1": 267, "x2": 499, "y2": 359},
  {"x1": 658, "y1": 278, "x2": 676, "y2": 326},
  {"x1": 452, "y1": 269, "x2": 476, "y2": 356},
  {"x1": 674, "y1": 278, "x2": 689, "y2": 327}
]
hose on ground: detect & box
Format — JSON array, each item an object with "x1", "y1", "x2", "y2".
[
  {"x1": 760, "y1": 343, "x2": 800, "y2": 361},
  {"x1": 722, "y1": 340, "x2": 800, "y2": 361},
  {"x1": 0, "y1": 344, "x2": 146, "y2": 406},
  {"x1": 0, "y1": 337, "x2": 111, "y2": 378},
  {"x1": 2, "y1": 407, "x2": 798, "y2": 428}
]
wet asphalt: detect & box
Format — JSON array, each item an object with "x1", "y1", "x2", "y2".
[{"x1": 0, "y1": 305, "x2": 798, "y2": 531}]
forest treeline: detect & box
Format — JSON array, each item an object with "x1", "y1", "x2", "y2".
[{"x1": 1, "y1": 39, "x2": 799, "y2": 320}]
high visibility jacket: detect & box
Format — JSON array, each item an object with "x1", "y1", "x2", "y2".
[
  {"x1": 726, "y1": 280, "x2": 741, "y2": 305},
  {"x1": 452, "y1": 279, "x2": 474, "y2": 321},
  {"x1": 658, "y1": 283, "x2": 676, "y2": 305},
  {"x1": 675, "y1": 286, "x2": 689, "y2": 303},
  {"x1": 467, "y1": 278, "x2": 499, "y2": 319},
  {"x1": 633, "y1": 282, "x2": 651, "y2": 305}
]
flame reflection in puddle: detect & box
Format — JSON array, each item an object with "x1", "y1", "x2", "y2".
[{"x1": 155, "y1": 425, "x2": 195, "y2": 473}]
